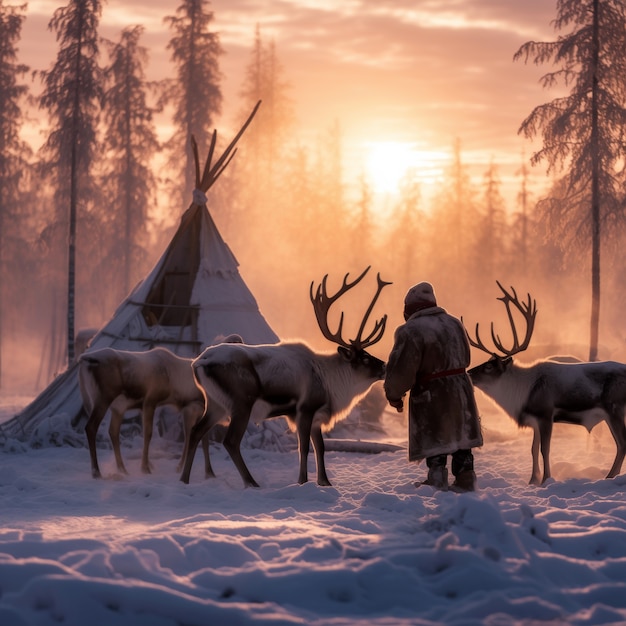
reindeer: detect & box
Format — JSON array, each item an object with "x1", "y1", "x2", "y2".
[
  {"x1": 79, "y1": 102, "x2": 263, "y2": 479},
  {"x1": 466, "y1": 281, "x2": 626, "y2": 485},
  {"x1": 79, "y1": 347, "x2": 225, "y2": 479},
  {"x1": 180, "y1": 267, "x2": 391, "y2": 488}
]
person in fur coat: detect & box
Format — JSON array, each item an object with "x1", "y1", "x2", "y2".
[{"x1": 384, "y1": 282, "x2": 483, "y2": 492}]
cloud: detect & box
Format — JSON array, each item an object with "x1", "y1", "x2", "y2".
[{"x1": 20, "y1": 0, "x2": 559, "y2": 200}]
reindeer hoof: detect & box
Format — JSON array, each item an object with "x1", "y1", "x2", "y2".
[
  {"x1": 92, "y1": 469, "x2": 102, "y2": 479},
  {"x1": 317, "y1": 479, "x2": 332, "y2": 487}
]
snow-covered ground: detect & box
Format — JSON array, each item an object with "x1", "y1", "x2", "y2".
[{"x1": 2, "y1": 392, "x2": 626, "y2": 626}]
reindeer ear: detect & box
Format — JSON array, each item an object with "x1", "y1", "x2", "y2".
[
  {"x1": 502, "y1": 356, "x2": 513, "y2": 368},
  {"x1": 337, "y1": 346, "x2": 354, "y2": 361}
]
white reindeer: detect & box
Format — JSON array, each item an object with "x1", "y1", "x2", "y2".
[
  {"x1": 180, "y1": 267, "x2": 392, "y2": 488},
  {"x1": 466, "y1": 282, "x2": 626, "y2": 485},
  {"x1": 79, "y1": 345, "x2": 232, "y2": 479}
]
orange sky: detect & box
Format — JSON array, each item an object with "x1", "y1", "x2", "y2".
[{"x1": 20, "y1": 0, "x2": 558, "y2": 208}]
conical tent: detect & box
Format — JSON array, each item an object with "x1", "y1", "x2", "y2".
[{"x1": 2, "y1": 103, "x2": 278, "y2": 443}]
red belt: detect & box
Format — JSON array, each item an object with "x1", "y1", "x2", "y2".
[{"x1": 420, "y1": 368, "x2": 466, "y2": 383}]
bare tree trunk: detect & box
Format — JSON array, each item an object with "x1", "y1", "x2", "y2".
[
  {"x1": 66, "y1": 5, "x2": 86, "y2": 367},
  {"x1": 123, "y1": 48, "x2": 132, "y2": 297},
  {"x1": 68, "y1": 129, "x2": 78, "y2": 366},
  {"x1": 67, "y1": 99, "x2": 79, "y2": 366},
  {"x1": 183, "y1": 6, "x2": 197, "y2": 198},
  {"x1": 589, "y1": 0, "x2": 600, "y2": 361},
  {"x1": 518, "y1": 157, "x2": 529, "y2": 275},
  {"x1": 0, "y1": 207, "x2": 4, "y2": 389}
]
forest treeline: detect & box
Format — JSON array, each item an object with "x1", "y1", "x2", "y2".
[{"x1": 2, "y1": 0, "x2": 626, "y2": 391}]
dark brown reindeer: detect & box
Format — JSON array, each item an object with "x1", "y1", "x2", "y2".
[
  {"x1": 466, "y1": 281, "x2": 626, "y2": 485},
  {"x1": 180, "y1": 267, "x2": 392, "y2": 488}
]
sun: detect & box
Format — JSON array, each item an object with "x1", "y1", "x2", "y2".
[{"x1": 364, "y1": 141, "x2": 447, "y2": 195}]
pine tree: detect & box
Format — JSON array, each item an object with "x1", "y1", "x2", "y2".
[
  {"x1": 239, "y1": 24, "x2": 294, "y2": 196},
  {"x1": 224, "y1": 24, "x2": 295, "y2": 326},
  {"x1": 101, "y1": 25, "x2": 159, "y2": 304},
  {"x1": 309, "y1": 120, "x2": 347, "y2": 268},
  {"x1": 428, "y1": 139, "x2": 479, "y2": 302},
  {"x1": 38, "y1": 0, "x2": 103, "y2": 367},
  {"x1": 163, "y1": 0, "x2": 223, "y2": 207},
  {"x1": 0, "y1": 1, "x2": 30, "y2": 387},
  {"x1": 477, "y1": 160, "x2": 507, "y2": 284},
  {"x1": 515, "y1": 0, "x2": 626, "y2": 360},
  {"x1": 388, "y1": 170, "x2": 422, "y2": 290},
  {"x1": 513, "y1": 154, "x2": 533, "y2": 275},
  {"x1": 352, "y1": 174, "x2": 374, "y2": 269}
]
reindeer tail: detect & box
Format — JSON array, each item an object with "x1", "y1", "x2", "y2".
[{"x1": 77, "y1": 357, "x2": 100, "y2": 415}]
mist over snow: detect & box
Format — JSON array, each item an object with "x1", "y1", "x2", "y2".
[{"x1": 2, "y1": 395, "x2": 626, "y2": 625}]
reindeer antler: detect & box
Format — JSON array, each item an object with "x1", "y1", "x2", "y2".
[
  {"x1": 464, "y1": 280, "x2": 537, "y2": 358},
  {"x1": 310, "y1": 267, "x2": 392, "y2": 351}
]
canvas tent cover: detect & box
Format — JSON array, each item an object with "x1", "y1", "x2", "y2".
[{"x1": 1, "y1": 198, "x2": 278, "y2": 444}]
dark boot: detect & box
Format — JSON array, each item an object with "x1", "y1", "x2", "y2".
[
  {"x1": 450, "y1": 449, "x2": 476, "y2": 492},
  {"x1": 450, "y1": 469, "x2": 477, "y2": 492},
  {"x1": 419, "y1": 466, "x2": 449, "y2": 491}
]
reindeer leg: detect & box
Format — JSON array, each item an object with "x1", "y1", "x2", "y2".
[
  {"x1": 108, "y1": 404, "x2": 129, "y2": 475},
  {"x1": 85, "y1": 401, "x2": 110, "y2": 479},
  {"x1": 177, "y1": 408, "x2": 190, "y2": 474},
  {"x1": 604, "y1": 411, "x2": 626, "y2": 478},
  {"x1": 178, "y1": 405, "x2": 197, "y2": 471},
  {"x1": 180, "y1": 416, "x2": 207, "y2": 484},
  {"x1": 296, "y1": 411, "x2": 314, "y2": 485},
  {"x1": 200, "y1": 405, "x2": 223, "y2": 479},
  {"x1": 223, "y1": 404, "x2": 259, "y2": 488},
  {"x1": 529, "y1": 424, "x2": 542, "y2": 486},
  {"x1": 178, "y1": 404, "x2": 215, "y2": 478},
  {"x1": 539, "y1": 418, "x2": 553, "y2": 484},
  {"x1": 141, "y1": 402, "x2": 156, "y2": 474},
  {"x1": 201, "y1": 434, "x2": 213, "y2": 478},
  {"x1": 179, "y1": 406, "x2": 223, "y2": 484},
  {"x1": 310, "y1": 422, "x2": 331, "y2": 486}
]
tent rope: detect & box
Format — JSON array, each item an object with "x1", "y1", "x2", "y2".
[{"x1": 192, "y1": 189, "x2": 208, "y2": 205}]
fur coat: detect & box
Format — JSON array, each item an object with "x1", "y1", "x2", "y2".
[{"x1": 384, "y1": 306, "x2": 483, "y2": 461}]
